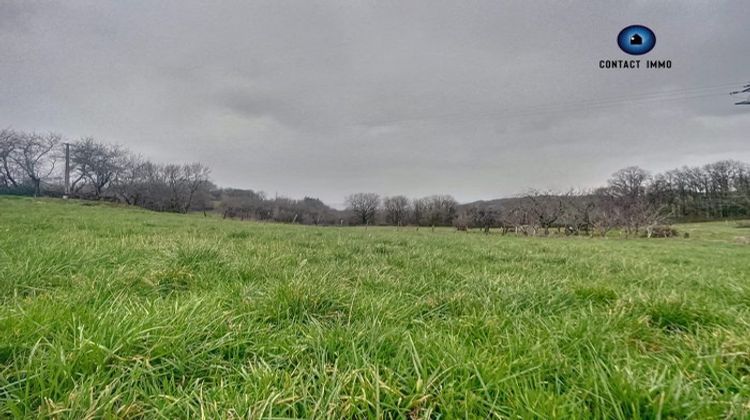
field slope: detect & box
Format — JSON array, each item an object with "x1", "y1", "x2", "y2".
[{"x1": 1, "y1": 197, "x2": 750, "y2": 418}]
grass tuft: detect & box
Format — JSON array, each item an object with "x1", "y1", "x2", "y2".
[
  {"x1": 573, "y1": 286, "x2": 618, "y2": 305},
  {"x1": 226, "y1": 231, "x2": 251, "y2": 239},
  {"x1": 644, "y1": 299, "x2": 721, "y2": 333}
]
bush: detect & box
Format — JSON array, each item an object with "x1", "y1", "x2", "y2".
[
  {"x1": 644, "y1": 225, "x2": 678, "y2": 238},
  {"x1": 0, "y1": 185, "x2": 37, "y2": 196}
]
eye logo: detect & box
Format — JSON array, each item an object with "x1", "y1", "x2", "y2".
[{"x1": 617, "y1": 25, "x2": 656, "y2": 55}]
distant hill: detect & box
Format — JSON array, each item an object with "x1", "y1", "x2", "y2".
[{"x1": 460, "y1": 197, "x2": 522, "y2": 210}]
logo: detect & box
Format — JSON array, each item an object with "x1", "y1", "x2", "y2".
[
  {"x1": 617, "y1": 25, "x2": 656, "y2": 55},
  {"x1": 598, "y1": 24, "x2": 669, "y2": 70}
]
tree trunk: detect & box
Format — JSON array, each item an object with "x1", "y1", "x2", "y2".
[{"x1": 32, "y1": 178, "x2": 41, "y2": 197}]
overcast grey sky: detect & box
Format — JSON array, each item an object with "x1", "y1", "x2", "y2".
[{"x1": 1, "y1": 1, "x2": 748, "y2": 206}]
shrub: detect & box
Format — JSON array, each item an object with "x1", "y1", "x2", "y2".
[{"x1": 644, "y1": 225, "x2": 678, "y2": 238}]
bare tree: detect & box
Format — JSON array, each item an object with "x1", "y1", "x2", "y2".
[
  {"x1": 70, "y1": 137, "x2": 127, "y2": 199},
  {"x1": 181, "y1": 163, "x2": 212, "y2": 212},
  {"x1": 607, "y1": 167, "x2": 665, "y2": 236},
  {"x1": 110, "y1": 154, "x2": 148, "y2": 205},
  {"x1": 562, "y1": 190, "x2": 596, "y2": 236},
  {"x1": 138, "y1": 161, "x2": 170, "y2": 211},
  {"x1": 217, "y1": 190, "x2": 340, "y2": 225},
  {"x1": 10, "y1": 132, "x2": 61, "y2": 196},
  {"x1": 422, "y1": 195, "x2": 458, "y2": 228},
  {"x1": 457, "y1": 205, "x2": 497, "y2": 233},
  {"x1": 218, "y1": 188, "x2": 268, "y2": 220},
  {"x1": 623, "y1": 197, "x2": 669, "y2": 237},
  {"x1": 115, "y1": 161, "x2": 212, "y2": 213},
  {"x1": 502, "y1": 202, "x2": 533, "y2": 235},
  {"x1": 702, "y1": 160, "x2": 744, "y2": 218},
  {"x1": 590, "y1": 188, "x2": 622, "y2": 237},
  {"x1": 298, "y1": 197, "x2": 335, "y2": 225},
  {"x1": 383, "y1": 195, "x2": 410, "y2": 226},
  {"x1": 412, "y1": 197, "x2": 427, "y2": 226},
  {"x1": 162, "y1": 164, "x2": 183, "y2": 212},
  {"x1": 608, "y1": 166, "x2": 650, "y2": 202},
  {"x1": 522, "y1": 190, "x2": 565, "y2": 236},
  {"x1": 346, "y1": 193, "x2": 380, "y2": 225},
  {"x1": 0, "y1": 129, "x2": 20, "y2": 188},
  {"x1": 453, "y1": 210, "x2": 472, "y2": 231},
  {"x1": 162, "y1": 164, "x2": 211, "y2": 213}
]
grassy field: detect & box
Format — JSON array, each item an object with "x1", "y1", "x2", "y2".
[{"x1": 1, "y1": 197, "x2": 750, "y2": 418}]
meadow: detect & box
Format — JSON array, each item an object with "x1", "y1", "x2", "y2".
[{"x1": 1, "y1": 196, "x2": 750, "y2": 418}]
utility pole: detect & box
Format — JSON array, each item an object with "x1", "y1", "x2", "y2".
[
  {"x1": 63, "y1": 142, "x2": 71, "y2": 199},
  {"x1": 730, "y1": 83, "x2": 750, "y2": 105}
]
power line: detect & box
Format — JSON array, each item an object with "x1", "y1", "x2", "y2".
[
  {"x1": 352, "y1": 80, "x2": 746, "y2": 128},
  {"x1": 232, "y1": 79, "x2": 747, "y2": 130},
  {"x1": 730, "y1": 83, "x2": 750, "y2": 105}
]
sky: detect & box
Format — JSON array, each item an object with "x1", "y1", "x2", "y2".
[{"x1": 1, "y1": 1, "x2": 749, "y2": 207}]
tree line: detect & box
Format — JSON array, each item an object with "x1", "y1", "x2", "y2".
[
  {"x1": 345, "y1": 164, "x2": 750, "y2": 236},
  {"x1": 2, "y1": 128, "x2": 749, "y2": 233},
  {"x1": 0, "y1": 129, "x2": 212, "y2": 213},
  {"x1": 0, "y1": 128, "x2": 345, "y2": 223}
]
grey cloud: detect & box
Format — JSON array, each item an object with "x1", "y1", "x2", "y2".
[{"x1": 1, "y1": 0, "x2": 748, "y2": 204}]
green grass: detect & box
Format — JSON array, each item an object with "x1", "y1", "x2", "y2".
[{"x1": 1, "y1": 196, "x2": 750, "y2": 418}]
